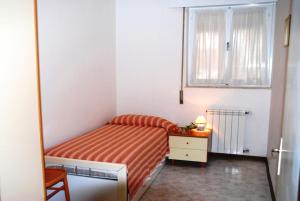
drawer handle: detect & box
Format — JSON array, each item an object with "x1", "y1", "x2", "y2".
[
  {"x1": 185, "y1": 154, "x2": 189, "y2": 157},
  {"x1": 186, "y1": 142, "x2": 189, "y2": 145}
]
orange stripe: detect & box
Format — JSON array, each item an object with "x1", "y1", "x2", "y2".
[
  {"x1": 49, "y1": 125, "x2": 118, "y2": 157},
  {"x1": 75, "y1": 125, "x2": 136, "y2": 159},
  {"x1": 46, "y1": 125, "x2": 112, "y2": 156},
  {"x1": 128, "y1": 132, "x2": 165, "y2": 174},
  {"x1": 111, "y1": 128, "x2": 163, "y2": 163},
  {"x1": 129, "y1": 145, "x2": 164, "y2": 193},
  {"x1": 141, "y1": 116, "x2": 146, "y2": 127},
  {"x1": 90, "y1": 125, "x2": 150, "y2": 161},
  {"x1": 91, "y1": 126, "x2": 148, "y2": 161},
  {"x1": 102, "y1": 129, "x2": 151, "y2": 162},
  {"x1": 60, "y1": 125, "x2": 119, "y2": 157},
  {"x1": 85, "y1": 126, "x2": 140, "y2": 161},
  {"x1": 126, "y1": 131, "x2": 167, "y2": 190},
  {"x1": 70, "y1": 125, "x2": 136, "y2": 159},
  {"x1": 109, "y1": 115, "x2": 177, "y2": 131}
]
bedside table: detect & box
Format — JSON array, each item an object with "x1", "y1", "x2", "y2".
[{"x1": 169, "y1": 129, "x2": 212, "y2": 164}]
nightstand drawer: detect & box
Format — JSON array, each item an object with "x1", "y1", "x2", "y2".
[
  {"x1": 169, "y1": 148, "x2": 207, "y2": 162},
  {"x1": 169, "y1": 136, "x2": 208, "y2": 150}
]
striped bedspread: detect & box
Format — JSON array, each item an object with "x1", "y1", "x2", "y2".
[{"x1": 45, "y1": 124, "x2": 169, "y2": 197}]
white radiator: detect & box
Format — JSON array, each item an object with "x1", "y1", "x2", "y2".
[{"x1": 206, "y1": 109, "x2": 250, "y2": 155}]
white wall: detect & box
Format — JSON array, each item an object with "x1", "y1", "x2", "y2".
[
  {"x1": 38, "y1": 0, "x2": 116, "y2": 149},
  {"x1": 267, "y1": 0, "x2": 291, "y2": 194},
  {"x1": 116, "y1": 0, "x2": 273, "y2": 156},
  {"x1": 0, "y1": 1, "x2": 44, "y2": 200}
]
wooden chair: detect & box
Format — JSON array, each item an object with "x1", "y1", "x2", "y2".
[{"x1": 45, "y1": 168, "x2": 70, "y2": 201}]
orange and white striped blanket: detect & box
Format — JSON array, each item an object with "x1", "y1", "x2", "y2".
[{"x1": 45, "y1": 115, "x2": 176, "y2": 197}]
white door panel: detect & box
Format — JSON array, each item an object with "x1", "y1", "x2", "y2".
[{"x1": 276, "y1": 0, "x2": 300, "y2": 200}]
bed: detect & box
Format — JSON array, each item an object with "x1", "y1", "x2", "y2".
[{"x1": 45, "y1": 114, "x2": 176, "y2": 201}]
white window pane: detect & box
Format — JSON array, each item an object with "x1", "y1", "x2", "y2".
[
  {"x1": 187, "y1": 8, "x2": 226, "y2": 85},
  {"x1": 228, "y1": 7, "x2": 270, "y2": 86}
]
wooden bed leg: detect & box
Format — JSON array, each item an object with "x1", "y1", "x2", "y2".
[
  {"x1": 117, "y1": 166, "x2": 128, "y2": 201},
  {"x1": 172, "y1": 160, "x2": 175, "y2": 166}
]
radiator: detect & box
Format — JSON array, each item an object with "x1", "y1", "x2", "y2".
[{"x1": 206, "y1": 109, "x2": 250, "y2": 155}]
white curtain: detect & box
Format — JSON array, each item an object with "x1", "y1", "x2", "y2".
[
  {"x1": 190, "y1": 9, "x2": 226, "y2": 85},
  {"x1": 228, "y1": 7, "x2": 269, "y2": 86}
]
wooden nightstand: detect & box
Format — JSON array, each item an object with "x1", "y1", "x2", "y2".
[{"x1": 169, "y1": 129, "x2": 212, "y2": 164}]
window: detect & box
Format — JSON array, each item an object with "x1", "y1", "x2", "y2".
[{"x1": 186, "y1": 4, "x2": 275, "y2": 88}]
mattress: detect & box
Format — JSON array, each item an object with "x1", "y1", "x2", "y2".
[{"x1": 45, "y1": 124, "x2": 169, "y2": 197}]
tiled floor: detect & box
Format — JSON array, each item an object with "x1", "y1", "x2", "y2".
[{"x1": 140, "y1": 159, "x2": 272, "y2": 201}]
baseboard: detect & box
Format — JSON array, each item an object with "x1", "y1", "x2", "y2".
[
  {"x1": 265, "y1": 159, "x2": 277, "y2": 201},
  {"x1": 208, "y1": 152, "x2": 266, "y2": 161}
]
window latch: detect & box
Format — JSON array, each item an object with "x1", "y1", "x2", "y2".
[{"x1": 226, "y1": 42, "x2": 230, "y2": 51}]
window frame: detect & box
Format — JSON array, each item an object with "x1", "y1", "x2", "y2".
[{"x1": 184, "y1": 3, "x2": 276, "y2": 89}]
